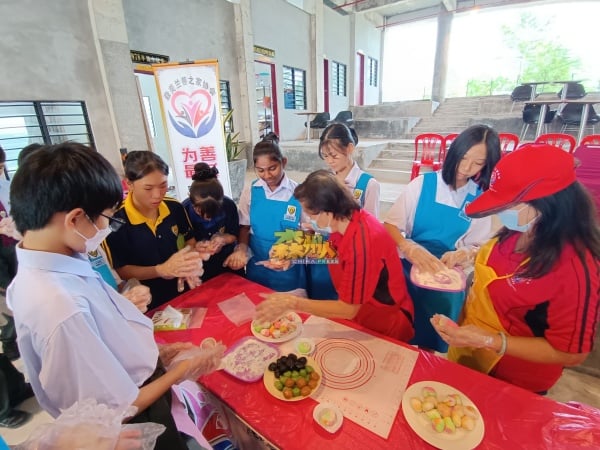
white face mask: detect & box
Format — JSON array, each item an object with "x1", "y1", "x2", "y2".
[
  {"x1": 75, "y1": 217, "x2": 112, "y2": 253},
  {"x1": 309, "y1": 212, "x2": 332, "y2": 235}
]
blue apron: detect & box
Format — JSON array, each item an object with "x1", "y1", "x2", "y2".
[
  {"x1": 353, "y1": 172, "x2": 373, "y2": 208},
  {"x1": 306, "y1": 172, "x2": 374, "y2": 300},
  {"x1": 88, "y1": 250, "x2": 119, "y2": 290},
  {"x1": 405, "y1": 172, "x2": 481, "y2": 352},
  {"x1": 246, "y1": 181, "x2": 306, "y2": 292}
]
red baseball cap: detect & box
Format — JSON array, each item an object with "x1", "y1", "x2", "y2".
[{"x1": 466, "y1": 143, "x2": 577, "y2": 217}]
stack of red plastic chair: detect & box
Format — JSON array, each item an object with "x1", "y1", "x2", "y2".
[
  {"x1": 574, "y1": 143, "x2": 600, "y2": 215},
  {"x1": 411, "y1": 133, "x2": 445, "y2": 180},
  {"x1": 534, "y1": 133, "x2": 576, "y2": 154},
  {"x1": 580, "y1": 135, "x2": 600, "y2": 146},
  {"x1": 498, "y1": 133, "x2": 520, "y2": 157}
]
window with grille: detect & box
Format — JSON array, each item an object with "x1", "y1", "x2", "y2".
[
  {"x1": 332, "y1": 61, "x2": 347, "y2": 96},
  {"x1": 369, "y1": 57, "x2": 379, "y2": 87},
  {"x1": 282, "y1": 66, "x2": 306, "y2": 110},
  {"x1": 0, "y1": 101, "x2": 94, "y2": 176},
  {"x1": 220, "y1": 80, "x2": 234, "y2": 132}
]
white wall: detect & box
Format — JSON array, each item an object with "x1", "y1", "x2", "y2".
[
  {"x1": 123, "y1": 0, "x2": 243, "y2": 136},
  {"x1": 354, "y1": 14, "x2": 382, "y2": 106},
  {"x1": 324, "y1": 8, "x2": 351, "y2": 118},
  {"x1": 252, "y1": 0, "x2": 312, "y2": 141},
  {"x1": 0, "y1": 0, "x2": 122, "y2": 168}
]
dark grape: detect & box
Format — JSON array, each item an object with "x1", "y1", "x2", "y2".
[{"x1": 268, "y1": 362, "x2": 277, "y2": 372}]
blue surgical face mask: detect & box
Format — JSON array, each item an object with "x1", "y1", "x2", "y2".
[
  {"x1": 497, "y1": 205, "x2": 536, "y2": 232},
  {"x1": 309, "y1": 212, "x2": 332, "y2": 235}
]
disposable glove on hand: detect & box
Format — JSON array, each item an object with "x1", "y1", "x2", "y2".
[
  {"x1": 255, "y1": 293, "x2": 298, "y2": 323},
  {"x1": 404, "y1": 243, "x2": 446, "y2": 274},
  {"x1": 0, "y1": 216, "x2": 23, "y2": 240},
  {"x1": 158, "y1": 342, "x2": 195, "y2": 367},
  {"x1": 168, "y1": 342, "x2": 226, "y2": 382},
  {"x1": 223, "y1": 244, "x2": 249, "y2": 270},
  {"x1": 431, "y1": 314, "x2": 494, "y2": 349},
  {"x1": 122, "y1": 284, "x2": 152, "y2": 313},
  {"x1": 440, "y1": 247, "x2": 477, "y2": 269},
  {"x1": 156, "y1": 246, "x2": 203, "y2": 279}
]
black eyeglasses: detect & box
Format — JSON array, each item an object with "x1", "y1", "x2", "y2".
[{"x1": 99, "y1": 213, "x2": 126, "y2": 232}]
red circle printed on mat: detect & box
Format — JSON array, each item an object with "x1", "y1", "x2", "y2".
[{"x1": 313, "y1": 338, "x2": 375, "y2": 390}]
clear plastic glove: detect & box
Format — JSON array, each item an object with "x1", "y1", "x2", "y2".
[
  {"x1": 121, "y1": 280, "x2": 151, "y2": 313},
  {"x1": 0, "y1": 216, "x2": 23, "y2": 240},
  {"x1": 168, "y1": 342, "x2": 226, "y2": 382},
  {"x1": 158, "y1": 342, "x2": 195, "y2": 367},
  {"x1": 404, "y1": 242, "x2": 445, "y2": 274},
  {"x1": 257, "y1": 258, "x2": 292, "y2": 271},
  {"x1": 430, "y1": 314, "x2": 494, "y2": 349},
  {"x1": 440, "y1": 247, "x2": 478, "y2": 269},
  {"x1": 255, "y1": 293, "x2": 298, "y2": 323},
  {"x1": 176, "y1": 274, "x2": 202, "y2": 293},
  {"x1": 156, "y1": 246, "x2": 203, "y2": 279},
  {"x1": 223, "y1": 244, "x2": 249, "y2": 270},
  {"x1": 12, "y1": 398, "x2": 165, "y2": 450}
]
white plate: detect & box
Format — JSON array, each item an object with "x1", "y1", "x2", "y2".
[
  {"x1": 251, "y1": 312, "x2": 303, "y2": 343},
  {"x1": 313, "y1": 402, "x2": 343, "y2": 433},
  {"x1": 263, "y1": 356, "x2": 322, "y2": 402},
  {"x1": 401, "y1": 381, "x2": 484, "y2": 450},
  {"x1": 294, "y1": 337, "x2": 315, "y2": 355}
]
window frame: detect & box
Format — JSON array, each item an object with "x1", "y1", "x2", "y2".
[
  {"x1": 0, "y1": 101, "x2": 94, "y2": 176},
  {"x1": 282, "y1": 65, "x2": 306, "y2": 110},
  {"x1": 332, "y1": 61, "x2": 347, "y2": 97},
  {"x1": 368, "y1": 57, "x2": 379, "y2": 87}
]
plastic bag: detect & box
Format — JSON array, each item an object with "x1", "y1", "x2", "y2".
[{"x1": 12, "y1": 398, "x2": 165, "y2": 450}]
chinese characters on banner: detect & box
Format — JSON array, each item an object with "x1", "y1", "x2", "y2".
[{"x1": 153, "y1": 60, "x2": 231, "y2": 200}]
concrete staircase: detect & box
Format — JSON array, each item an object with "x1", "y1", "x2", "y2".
[
  {"x1": 366, "y1": 141, "x2": 414, "y2": 184},
  {"x1": 355, "y1": 95, "x2": 526, "y2": 184}
]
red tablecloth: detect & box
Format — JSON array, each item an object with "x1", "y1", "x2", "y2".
[{"x1": 154, "y1": 274, "x2": 600, "y2": 450}]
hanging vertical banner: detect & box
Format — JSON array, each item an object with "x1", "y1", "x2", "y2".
[{"x1": 153, "y1": 59, "x2": 231, "y2": 200}]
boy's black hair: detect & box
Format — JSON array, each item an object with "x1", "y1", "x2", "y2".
[
  {"x1": 10, "y1": 142, "x2": 123, "y2": 234},
  {"x1": 0, "y1": 144, "x2": 5, "y2": 163},
  {"x1": 18, "y1": 143, "x2": 44, "y2": 166}
]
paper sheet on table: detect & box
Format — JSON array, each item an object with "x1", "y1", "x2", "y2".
[
  {"x1": 217, "y1": 292, "x2": 256, "y2": 326},
  {"x1": 299, "y1": 316, "x2": 418, "y2": 439}
]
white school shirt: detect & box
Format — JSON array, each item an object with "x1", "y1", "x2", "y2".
[
  {"x1": 344, "y1": 162, "x2": 380, "y2": 218},
  {"x1": 384, "y1": 171, "x2": 493, "y2": 249},
  {"x1": 7, "y1": 245, "x2": 158, "y2": 417},
  {"x1": 238, "y1": 174, "x2": 308, "y2": 228}
]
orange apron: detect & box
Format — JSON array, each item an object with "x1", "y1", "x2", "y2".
[{"x1": 448, "y1": 238, "x2": 527, "y2": 374}]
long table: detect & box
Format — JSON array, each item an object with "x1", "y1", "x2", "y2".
[
  {"x1": 524, "y1": 98, "x2": 600, "y2": 145},
  {"x1": 154, "y1": 273, "x2": 600, "y2": 449}
]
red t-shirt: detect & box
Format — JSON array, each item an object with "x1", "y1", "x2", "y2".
[
  {"x1": 487, "y1": 233, "x2": 600, "y2": 392},
  {"x1": 328, "y1": 209, "x2": 414, "y2": 342}
]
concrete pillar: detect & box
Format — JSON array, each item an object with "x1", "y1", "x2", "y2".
[
  {"x1": 233, "y1": 0, "x2": 259, "y2": 152},
  {"x1": 311, "y1": 1, "x2": 325, "y2": 112},
  {"x1": 431, "y1": 7, "x2": 453, "y2": 104},
  {"x1": 89, "y1": 0, "x2": 147, "y2": 167},
  {"x1": 349, "y1": 15, "x2": 358, "y2": 107}
]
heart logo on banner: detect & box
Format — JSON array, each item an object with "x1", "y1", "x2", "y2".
[{"x1": 169, "y1": 89, "x2": 217, "y2": 138}]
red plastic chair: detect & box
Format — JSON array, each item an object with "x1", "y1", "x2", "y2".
[
  {"x1": 441, "y1": 133, "x2": 459, "y2": 163},
  {"x1": 411, "y1": 133, "x2": 445, "y2": 180},
  {"x1": 580, "y1": 135, "x2": 600, "y2": 146},
  {"x1": 574, "y1": 143, "x2": 600, "y2": 215},
  {"x1": 498, "y1": 133, "x2": 520, "y2": 157},
  {"x1": 534, "y1": 133, "x2": 577, "y2": 154}
]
